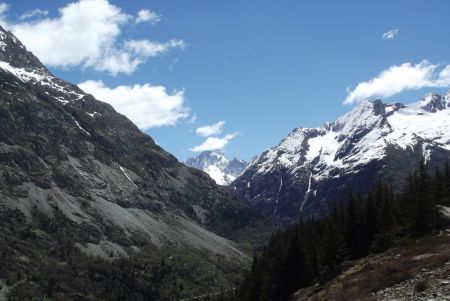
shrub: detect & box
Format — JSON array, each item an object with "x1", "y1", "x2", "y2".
[{"x1": 414, "y1": 280, "x2": 428, "y2": 292}]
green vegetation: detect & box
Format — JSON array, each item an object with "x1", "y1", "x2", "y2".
[
  {"x1": 0, "y1": 209, "x2": 245, "y2": 301},
  {"x1": 228, "y1": 160, "x2": 450, "y2": 301}
]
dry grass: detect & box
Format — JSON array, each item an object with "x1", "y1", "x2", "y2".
[{"x1": 291, "y1": 234, "x2": 450, "y2": 301}]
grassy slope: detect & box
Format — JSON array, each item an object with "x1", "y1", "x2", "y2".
[{"x1": 291, "y1": 233, "x2": 450, "y2": 301}]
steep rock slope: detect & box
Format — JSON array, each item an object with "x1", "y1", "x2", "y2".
[
  {"x1": 232, "y1": 94, "x2": 450, "y2": 225},
  {"x1": 0, "y1": 25, "x2": 258, "y2": 261},
  {"x1": 185, "y1": 151, "x2": 247, "y2": 185}
]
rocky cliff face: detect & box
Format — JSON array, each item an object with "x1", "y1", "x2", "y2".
[
  {"x1": 0, "y1": 25, "x2": 259, "y2": 261},
  {"x1": 185, "y1": 151, "x2": 247, "y2": 185},
  {"x1": 232, "y1": 94, "x2": 450, "y2": 225}
]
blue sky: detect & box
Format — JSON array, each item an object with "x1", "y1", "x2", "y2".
[{"x1": 1, "y1": 0, "x2": 450, "y2": 161}]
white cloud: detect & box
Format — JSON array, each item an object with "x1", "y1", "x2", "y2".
[
  {"x1": 0, "y1": 2, "x2": 8, "y2": 15},
  {"x1": 344, "y1": 60, "x2": 450, "y2": 104},
  {"x1": 187, "y1": 114, "x2": 198, "y2": 124},
  {"x1": 78, "y1": 80, "x2": 190, "y2": 129},
  {"x1": 382, "y1": 29, "x2": 399, "y2": 40},
  {"x1": 136, "y1": 9, "x2": 160, "y2": 24},
  {"x1": 190, "y1": 133, "x2": 238, "y2": 152},
  {"x1": 19, "y1": 9, "x2": 48, "y2": 20},
  {"x1": 0, "y1": 0, "x2": 185, "y2": 75},
  {"x1": 196, "y1": 121, "x2": 226, "y2": 137},
  {"x1": 93, "y1": 49, "x2": 140, "y2": 75},
  {"x1": 125, "y1": 39, "x2": 186, "y2": 57}
]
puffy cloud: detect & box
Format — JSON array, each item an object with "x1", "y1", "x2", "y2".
[
  {"x1": 344, "y1": 60, "x2": 450, "y2": 104},
  {"x1": 195, "y1": 121, "x2": 226, "y2": 137},
  {"x1": 136, "y1": 9, "x2": 160, "y2": 24},
  {"x1": 190, "y1": 133, "x2": 238, "y2": 152},
  {"x1": 1, "y1": 0, "x2": 184, "y2": 75},
  {"x1": 78, "y1": 80, "x2": 190, "y2": 129},
  {"x1": 382, "y1": 29, "x2": 399, "y2": 40},
  {"x1": 19, "y1": 9, "x2": 48, "y2": 20}
]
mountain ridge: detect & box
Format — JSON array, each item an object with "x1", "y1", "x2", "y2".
[
  {"x1": 0, "y1": 24, "x2": 263, "y2": 262},
  {"x1": 232, "y1": 93, "x2": 450, "y2": 225}
]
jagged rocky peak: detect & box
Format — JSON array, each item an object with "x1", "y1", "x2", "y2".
[
  {"x1": 185, "y1": 151, "x2": 247, "y2": 185},
  {"x1": 334, "y1": 99, "x2": 388, "y2": 133},
  {"x1": 419, "y1": 92, "x2": 447, "y2": 112}
]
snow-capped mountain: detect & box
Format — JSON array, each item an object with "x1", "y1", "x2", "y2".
[
  {"x1": 232, "y1": 93, "x2": 450, "y2": 225},
  {"x1": 185, "y1": 151, "x2": 247, "y2": 185}
]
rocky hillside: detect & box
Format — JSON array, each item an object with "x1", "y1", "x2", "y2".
[
  {"x1": 185, "y1": 151, "x2": 247, "y2": 185},
  {"x1": 232, "y1": 95, "x2": 450, "y2": 225},
  {"x1": 0, "y1": 24, "x2": 265, "y2": 266},
  {"x1": 291, "y1": 232, "x2": 450, "y2": 301}
]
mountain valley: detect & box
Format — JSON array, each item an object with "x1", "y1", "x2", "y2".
[{"x1": 0, "y1": 6, "x2": 449, "y2": 301}]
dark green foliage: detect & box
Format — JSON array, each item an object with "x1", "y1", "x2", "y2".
[
  {"x1": 399, "y1": 160, "x2": 439, "y2": 237},
  {"x1": 234, "y1": 160, "x2": 450, "y2": 301}
]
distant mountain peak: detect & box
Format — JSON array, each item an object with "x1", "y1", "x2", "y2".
[
  {"x1": 185, "y1": 151, "x2": 247, "y2": 185},
  {"x1": 419, "y1": 93, "x2": 447, "y2": 112}
]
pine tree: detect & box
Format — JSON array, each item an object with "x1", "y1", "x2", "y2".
[
  {"x1": 344, "y1": 191, "x2": 364, "y2": 259},
  {"x1": 280, "y1": 228, "x2": 304, "y2": 300},
  {"x1": 412, "y1": 160, "x2": 436, "y2": 236},
  {"x1": 318, "y1": 217, "x2": 348, "y2": 282},
  {"x1": 363, "y1": 192, "x2": 377, "y2": 254}
]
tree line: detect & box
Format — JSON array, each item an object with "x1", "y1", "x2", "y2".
[{"x1": 229, "y1": 160, "x2": 450, "y2": 301}]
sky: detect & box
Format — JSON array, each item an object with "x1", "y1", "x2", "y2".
[{"x1": 1, "y1": 0, "x2": 450, "y2": 161}]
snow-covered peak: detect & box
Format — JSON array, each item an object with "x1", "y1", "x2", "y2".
[
  {"x1": 252, "y1": 100, "x2": 392, "y2": 175},
  {"x1": 418, "y1": 93, "x2": 447, "y2": 112},
  {"x1": 247, "y1": 92, "x2": 450, "y2": 180},
  {"x1": 188, "y1": 151, "x2": 228, "y2": 167},
  {"x1": 185, "y1": 151, "x2": 247, "y2": 185},
  {"x1": 334, "y1": 99, "x2": 386, "y2": 135},
  {"x1": 233, "y1": 91, "x2": 450, "y2": 222}
]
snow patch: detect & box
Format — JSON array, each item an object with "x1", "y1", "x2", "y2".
[
  {"x1": 119, "y1": 165, "x2": 134, "y2": 184},
  {"x1": 71, "y1": 116, "x2": 91, "y2": 136},
  {"x1": 0, "y1": 61, "x2": 85, "y2": 103}
]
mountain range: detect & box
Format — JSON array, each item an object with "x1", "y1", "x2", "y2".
[
  {"x1": 185, "y1": 151, "x2": 247, "y2": 185},
  {"x1": 232, "y1": 93, "x2": 450, "y2": 225}
]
